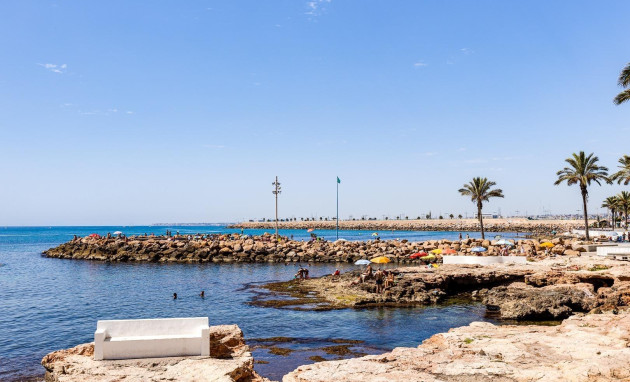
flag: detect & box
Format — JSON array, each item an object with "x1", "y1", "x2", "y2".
[{"x1": 337, "y1": 177, "x2": 341, "y2": 184}]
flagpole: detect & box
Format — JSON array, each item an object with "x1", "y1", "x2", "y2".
[{"x1": 336, "y1": 177, "x2": 339, "y2": 240}]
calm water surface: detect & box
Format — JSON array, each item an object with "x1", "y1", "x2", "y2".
[{"x1": 0, "y1": 226, "x2": 512, "y2": 381}]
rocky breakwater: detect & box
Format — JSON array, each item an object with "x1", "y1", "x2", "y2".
[
  {"x1": 255, "y1": 257, "x2": 630, "y2": 320},
  {"x1": 43, "y1": 234, "x2": 586, "y2": 263},
  {"x1": 231, "y1": 218, "x2": 590, "y2": 235},
  {"x1": 283, "y1": 310, "x2": 630, "y2": 382},
  {"x1": 41, "y1": 325, "x2": 270, "y2": 382}
]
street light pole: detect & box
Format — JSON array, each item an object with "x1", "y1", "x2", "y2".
[{"x1": 272, "y1": 176, "x2": 281, "y2": 238}]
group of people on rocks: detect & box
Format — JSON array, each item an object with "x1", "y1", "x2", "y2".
[
  {"x1": 295, "y1": 266, "x2": 310, "y2": 280},
  {"x1": 352, "y1": 264, "x2": 395, "y2": 293}
]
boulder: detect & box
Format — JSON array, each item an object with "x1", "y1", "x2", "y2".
[{"x1": 484, "y1": 282, "x2": 597, "y2": 320}]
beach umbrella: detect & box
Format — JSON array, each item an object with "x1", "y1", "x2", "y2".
[
  {"x1": 443, "y1": 249, "x2": 457, "y2": 254},
  {"x1": 430, "y1": 249, "x2": 442, "y2": 254},
  {"x1": 371, "y1": 232, "x2": 379, "y2": 237},
  {"x1": 540, "y1": 242, "x2": 554, "y2": 248},
  {"x1": 370, "y1": 256, "x2": 390, "y2": 264},
  {"x1": 354, "y1": 259, "x2": 371, "y2": 265},
  {"x1": 471, "y1": 247, "x2": 487, "y2": 252},
  {"x1": 495, "y1": 239, "x2": 513, "y2": 246},
  {"x1": 113, "y1": 231, "x2": 123, "y2": 235}
]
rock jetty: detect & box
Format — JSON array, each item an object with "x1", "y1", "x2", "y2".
[
  {"x1": 41, "y1": 325, "x2": 270, "y2": 382},
  {"x1": 230, "y1": 218, "x2": 590, "y2": 235},
  {"x1": 43, "y1": 233, "x2": 590, "y2": 263},
  {"x1": 283, "y1": 310, "x2": 630, "y2": 382}
]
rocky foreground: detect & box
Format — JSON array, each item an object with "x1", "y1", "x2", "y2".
[
  {"x1": 283, "y1": 311, "x2": 630, "y2": 382},
  {"x1": 43, "y1": 233, "x2": 589, "y2": 264},
  {"x1": 255, "y1": 257, "x2": 630, "y2": 320},
  {"x1": 43, "y1": 312, "x2": 630, "y2": 381},
  {"x1": 41, "y1": 325, "x2": 269, "y2": 382},
  {"x1": 230, "y1": 218, "x2": 589, "y2": 235}
]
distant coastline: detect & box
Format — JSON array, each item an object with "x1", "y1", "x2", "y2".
[
  {"x1": 229, "y1": 218, "x2": 591, "y2": 234},
  {"x1": 150, "y1": 222, "x2": 235, "y2": 227}
]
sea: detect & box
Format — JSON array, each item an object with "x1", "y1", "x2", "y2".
[{"x1": 0, "y1": 225, "x2": 521, "y2": 381}]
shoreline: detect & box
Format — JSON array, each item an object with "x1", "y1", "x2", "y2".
[{"x1": 40, "y1": 254, "x2": 630, "y2": 381}]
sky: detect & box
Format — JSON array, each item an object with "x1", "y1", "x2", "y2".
[{"x1": 0, "y1": 0, "x2": 629, "y2": 226}]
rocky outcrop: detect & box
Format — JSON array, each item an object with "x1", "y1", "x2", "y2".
[
  {"x1": 43, "y1": 234, "x2": 585, "y2": 264},
  {"x1": 253, "y1": 257, "x2": 630, "y2": 320},
  {"x1": 211, "y1": 325, "x2": 248, "y2": 359},
  {"x1": 41, "y1": 325, "x2": 268, "y2": 382},
  {"x1": 484, "y1": 282, "x2": 598, "y2": 320},
  {"x1": 283, "y1": 311, "x2": 630, "y2": 382},
  {"x1": 230, "y1": 218, "x2": 590, "y2": 235}
]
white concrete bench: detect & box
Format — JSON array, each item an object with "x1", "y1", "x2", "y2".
[{"x1": 94, "y1": 317, "x2": 210, "y2": 360}]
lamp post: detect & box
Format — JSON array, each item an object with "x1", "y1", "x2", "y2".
[{"x1": 272, "y1": 176, "x2": 281, "y2": 238}]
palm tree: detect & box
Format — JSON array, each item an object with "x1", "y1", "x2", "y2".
[
  {"x1": 614, "y1": 62, "x2": 630, "y2": 105},
  {"x1": 602, "y1": 196, "x2": 620, "y2": 229},
  {"x1": 458, "y1": 177, "x2": 504, "y2": 239},
  {"x1": 617, "y1": 191, "x2": 630, "y2": 228},
  {"x1": 611, "y1": 155, "x2": 630, "y2": 185},
  {"x1": 555, "y1": 151, "x2": 610, "y2": 240}
]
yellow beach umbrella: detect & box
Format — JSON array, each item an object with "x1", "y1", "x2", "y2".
[
  {"x1": 430, "y1": 248, "x2": 442, "y2": 254},
  {"x1": 370, "y1": 256, "x2": 390, "y2": 264},
  {"x1": 540, "y1": 242, "x2": 554, "y2": 248}
]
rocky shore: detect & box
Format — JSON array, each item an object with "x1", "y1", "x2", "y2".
[
  {"x1": 283, "y1": 310, "x2": 630, "y2": 382},
  {"x1": 43, "y1": 311, "x2": 630, "y2": 381},
  {"x1": 41, "y1": 325, "x2": 269, "y2": 382},
  {"x1": 43, "y1": 233, "x2": 589, "y2": 263},
  {"x1": 229, "y1": 218, "x2": 590, "y2": 235},
  {"x1": 252, "y1": 256, "x2": 630, "y2": 320}
]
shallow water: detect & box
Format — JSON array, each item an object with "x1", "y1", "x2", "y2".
[{"x1": 0, "y1": 226, "x2": 508, "y2": 381}]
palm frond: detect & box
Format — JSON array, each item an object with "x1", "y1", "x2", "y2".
[
  {"x1": 614, "y1": 89, "x2": 630, "y2": 105},
  {"x1": 619, "y1": 62, "x2": 630, "y2": 88}
]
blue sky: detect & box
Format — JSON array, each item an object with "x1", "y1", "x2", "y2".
[{"x1": 1, "y1": 1, "x2": 629, "y2": 225}]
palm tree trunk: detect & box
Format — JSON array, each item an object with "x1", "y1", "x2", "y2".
[
  {"x1": 625, "y1": 206, "x2": 628, "y2": 228},
  {"x1": 477, "y1": 203, "x2": 484, "y2": 239},
  {"x1": 581, "y1": 186, "x2": 589, "y2": 240}
]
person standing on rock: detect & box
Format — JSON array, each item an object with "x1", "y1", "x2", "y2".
[{"x1": 375, "y1": 269, "x2": 384, "y2": 293}]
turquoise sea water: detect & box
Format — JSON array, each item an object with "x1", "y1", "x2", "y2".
[{"x1": 0, "y1": 226, "x2": 513, "y2": 381}]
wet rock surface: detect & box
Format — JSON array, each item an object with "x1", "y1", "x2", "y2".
[
  {"x1": 248, "y1": 337, "x2": 386, "y2": 382},
  {"x1": 283, "y1": 311, "x2": 630, "y2": 382}
]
